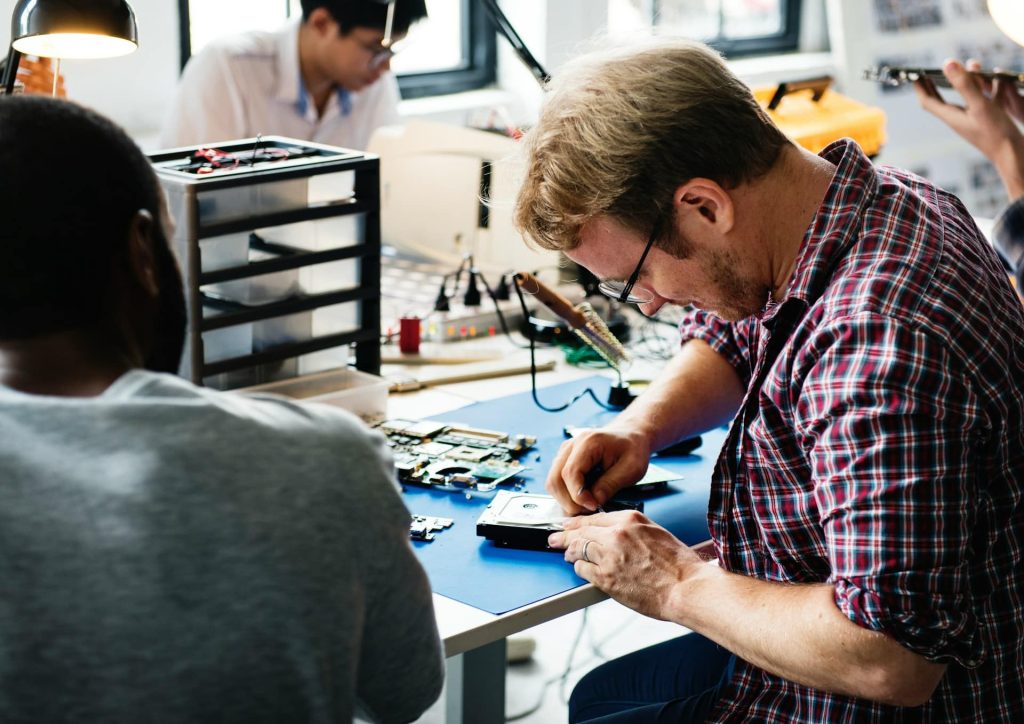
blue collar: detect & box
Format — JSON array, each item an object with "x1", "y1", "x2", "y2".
[{"x1": 295, "y1": 69, "x2": 352, "y2": 117}]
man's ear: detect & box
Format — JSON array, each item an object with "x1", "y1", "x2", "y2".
[
  {"x1": 306, "y1": 6, "x2": 339, "y2": 37},
  {"x1": 673, "y1": 179, "x2": 735, "y2": 235},
  {"x1": 127, "y1": 209, "x2": 160, "y2": 299}
]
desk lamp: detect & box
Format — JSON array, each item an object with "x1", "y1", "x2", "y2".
[
  {"x1": 988, "y1": 0, "x2": 1024, "y2": 47},
  {"x1": 480, "y1": 0, "x2": 551, "y2": 88},
  {"x1": 2, "y1": 0, "x2": 138, "y2": 97}
]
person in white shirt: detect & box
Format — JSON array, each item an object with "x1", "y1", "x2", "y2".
[{"x1": 161, "y1": 0, "x2": 428, "y2": 151}]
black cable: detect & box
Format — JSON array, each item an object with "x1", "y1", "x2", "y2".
[
  {"x1": 433, "y1": 273, "x2": 451, "y2": 312},
  {"x1": 503, "y1": 602, "x2": 653, "y2": 721},
  {"x1": 476, "y1": 270, "x2": 532, "y2": 348},
  {"x1": 451, "y1": 255, "x2": 470, "y2": 295},
  {"x1": 493, "y1": 273, "x2": 511, "y2": 300},
  {"x1": 513, "y1": 279, "x2": 618, "y2": 413},
  {"x1": 505, "y1": 609, "x2": 590, "y2": 721},
  {"x1": 628, "y1": 316, "x2": 675, "y2": 362},
  {"x1": 464, "y1": 266, "x2": 483, "y2": 306}
]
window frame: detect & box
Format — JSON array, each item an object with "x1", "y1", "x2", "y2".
[
  {"x1": 652, "y1": 0, "x2": 803, "y2": 58},
  {"x1": 175, "y1": 0, "x2": 496, "y2": 99},
  {"x1": 396, "y1": 0, "x2": 496, "y2": 99}
]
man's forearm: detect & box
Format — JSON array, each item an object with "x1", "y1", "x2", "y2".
[
  {"x1": 671, "y1": 564, "x2": 947, "y2": 707},
  {"x1": 607, "y1": 339, "x2": 744, "y2": 452}
]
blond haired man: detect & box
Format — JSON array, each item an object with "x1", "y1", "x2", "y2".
[{"x1": 516, "y1": 39, "x2": 1024, "y2": 722}]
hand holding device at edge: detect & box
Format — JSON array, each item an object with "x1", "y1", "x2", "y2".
[
  {"x1": 545, "y1": 426, "x2": 652, "y2": 514},
  {"x1": 914, "y1": 58, "x2": 1024, "y2": 200}
]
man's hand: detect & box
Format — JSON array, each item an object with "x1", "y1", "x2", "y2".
[
  {"x1": 914, "y1": 58, "x2": 1024, "y2": 199},
  {"x1": 547, "y1": 510, "x2": 704, "y2": 620},
  {"x1": 546, "y1": 428, "x2": 652, "y2": 514},
  {"x1": 543, "y1": 340, "x2": 743, "y2": 515},
  {"x1": 551, "y1": 512, "x2": 948, "y2": 706},
  {"x1": 16, "y1": 56, "x2": 66, "y2": 97}
]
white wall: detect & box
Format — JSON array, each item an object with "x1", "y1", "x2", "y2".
[
  {"x1": 1, "y1": 1, "x2": 840, "y2": 143},
  {"x1": 7, "y1": 0, "x2": 1014, "y2": 217},
  {"x1": 1, "y1": 0, "x2": 180, "y2": 148},
  {"x1": 497, "y1": 0, "x2": 609, "y2": 123},
  {"x1": 1, "y1": 0, "x2": 601, "y2": 144},
  {"x1": 399, "y1": 0, "x2": 609, "y2": 127}
]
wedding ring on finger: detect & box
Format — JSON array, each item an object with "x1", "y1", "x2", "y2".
[{"x1": 581, "y1": 538, "x2": 593, "y2": 563}]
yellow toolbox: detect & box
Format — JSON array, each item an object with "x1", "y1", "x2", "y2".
[{"x1": 754, "y1": 76, "x2": 887, "y2": 157}]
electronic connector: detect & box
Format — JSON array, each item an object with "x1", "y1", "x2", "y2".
[{"x1": 410, "y1": 515, "x2": 454, "y2": 542}]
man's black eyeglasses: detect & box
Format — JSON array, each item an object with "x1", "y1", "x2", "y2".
[{"x1": 597, "y1": 216, "x2": 662, "y2": 305}]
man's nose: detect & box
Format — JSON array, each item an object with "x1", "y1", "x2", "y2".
[
  {"x1": 634, "y1": 288, "x2": 667, "y2": 317},
  {"x1": 637, "y1": 295, "x2": 666, "y2": 317}
]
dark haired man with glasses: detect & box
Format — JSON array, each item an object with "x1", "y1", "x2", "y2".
[{"x1": 161, "y1": 0, "x2": 427, "y2": 151}]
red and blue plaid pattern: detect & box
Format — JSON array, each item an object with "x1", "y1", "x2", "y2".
[{"x1": 679, "y1": 139, "x2": 1024, "y2": 722}]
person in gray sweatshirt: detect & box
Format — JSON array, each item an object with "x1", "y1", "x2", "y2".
[{"x1": 0, "y1": 95, "x2": 443, "y2": 724}]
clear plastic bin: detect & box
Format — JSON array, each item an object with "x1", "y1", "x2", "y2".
[
  {"x1": 239, "y1": 367, "x2": 388, "y2": 423},
  {"x1": 198, "y1": 216, "x2": 363, "y2": 306},
  {"x1": 261, "y1": 214, "x2": 365, "y2": 295},
  {"x1": 195, "y1": 170, "x2": 356, "y2": 225},
  {"x1": 199, "y1": 232, "x2": 248, "y2": 271},
  {"x1": 197, "y1": 179, "x2": 307, "y2": 225},
  {"x1": 201, "y1": 304, "x2": 252, "y2": 363},
  {"x1": 252, "y1": 301, "x2": 360, "y2": 354},
  {"x1": 200, "y1": 260, "x2": 301, "y2": 308}
]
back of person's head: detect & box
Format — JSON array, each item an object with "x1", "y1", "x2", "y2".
[
  {"x1": 0, "y1": 96, "x2": 183, "y2": 369},
  {"x1": 301, "y1": 0, "x2": 428, "y2": 35},
  {"x1": 514, "y1": 38, "x2": 793, "y2": 253}
]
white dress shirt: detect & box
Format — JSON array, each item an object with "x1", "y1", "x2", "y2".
[{"x1": 159, "y1": 18, "x2": 400, "y2": 151}]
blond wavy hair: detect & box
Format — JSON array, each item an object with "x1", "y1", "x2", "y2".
[{"x1": 513, "y1": 38, "x2": 792, "y2": 252}]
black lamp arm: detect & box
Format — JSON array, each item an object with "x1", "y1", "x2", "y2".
[
  {"x1": 480, "y1": 0, "x2": 551, "y2": 88},
  {"x1": 2, "y1": 46, "x2": 22, "y2": 95}
]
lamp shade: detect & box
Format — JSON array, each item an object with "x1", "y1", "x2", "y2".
[
  {"x1": 988, "y1": 0, "x2": 1024, "y2": 47},
  {"x1": 10, "y1": 0, "x2": 138, "y2": 59}
]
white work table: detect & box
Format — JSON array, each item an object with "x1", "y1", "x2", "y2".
[{"x1": 381, "y1": 334, "x2": 675, "y2": 724}]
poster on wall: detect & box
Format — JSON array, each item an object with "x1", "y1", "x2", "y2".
[
  {"x1": 873, "y1": 0, "x2": 944, "y2": 32},
  {"x1": 829, "y1": 0, "x2": 1018, "y2": 218}
]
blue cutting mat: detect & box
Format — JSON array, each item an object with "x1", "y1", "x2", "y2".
[{"x1": 402, "y1": 375, "x2": 727, "y2": 615}]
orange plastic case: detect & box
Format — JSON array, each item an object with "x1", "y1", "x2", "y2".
[{"x1": 754, "y1": 76, "x2": 887, "y2": 157}]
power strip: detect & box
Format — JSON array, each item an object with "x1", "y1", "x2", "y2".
[
  {"x1": 381, "y1": 250, "x2": 525, "y2": 343},
  {"x1": 417, "y1": 299, "x2": 524, "y2": 342}
]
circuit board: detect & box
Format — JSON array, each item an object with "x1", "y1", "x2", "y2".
[{"x1": 377, "y1": 418, "x2": 537, "y2": 492}]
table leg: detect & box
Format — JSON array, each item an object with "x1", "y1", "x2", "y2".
[{"x1": 445, "y1": 638, "x2": 507, "y2": 724}]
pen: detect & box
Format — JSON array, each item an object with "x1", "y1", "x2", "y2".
[{"x1": 578, "y1": 464, "x2": 607, "y2": 514}]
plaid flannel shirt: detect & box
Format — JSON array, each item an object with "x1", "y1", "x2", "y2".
[{"x1": 679, "y1": 139, "x2": 1024, "y2": 722}]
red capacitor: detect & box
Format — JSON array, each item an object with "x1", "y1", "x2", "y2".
[{"x1": 399, "y1": 316, "x2": 421, "y2": 354}]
